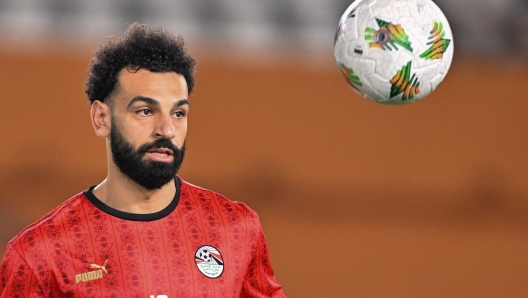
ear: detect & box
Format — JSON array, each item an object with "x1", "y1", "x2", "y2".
[{"x1": 90, "y1": 100, "x2": 112, "y2": 138}]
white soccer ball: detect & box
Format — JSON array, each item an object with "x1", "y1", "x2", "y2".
[
  {"x1": 198, "y1": 249, "x2": 211, "y2": 262},
  {"x1": 334, "y1": 0, "x2": 454, "y2": 105}
]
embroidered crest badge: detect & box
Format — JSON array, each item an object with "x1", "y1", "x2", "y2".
[{"x1": 194, "y1": 245, "x2": 224, "y2": 278}]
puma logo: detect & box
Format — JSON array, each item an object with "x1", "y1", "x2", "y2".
[
  {"x1": 90, "y1": 259, "x2": 108, "y2": 274},
  {"x1": 75, "y1": 260, "x2": 108, "y2": 283}
]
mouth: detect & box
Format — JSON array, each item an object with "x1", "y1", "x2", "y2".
[
  {"x1": 147, "y1": 148, "x2": 174, "y2": 156},
  {"x1": 145, "y1": 148, "x2": 174, "y2": 162}
]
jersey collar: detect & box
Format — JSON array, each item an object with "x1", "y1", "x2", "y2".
[{"x1": 83, "y1": 177, "x2": 180, "y2": 221}]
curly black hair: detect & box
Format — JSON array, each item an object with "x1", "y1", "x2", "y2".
[{"x1": 85, "y1": 23, "x2": 196, "y2": 104}]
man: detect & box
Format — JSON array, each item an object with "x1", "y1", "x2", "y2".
[{"x1": 0, "y1": 23, "x2": 285, "y2": 297}]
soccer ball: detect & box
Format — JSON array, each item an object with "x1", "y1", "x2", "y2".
[
  {"x1": 334, "y1": 0, "x2": 454, "y2": 105},
  {"x1": 198, "y1": 249, "x2": 211, "y2": 262}
]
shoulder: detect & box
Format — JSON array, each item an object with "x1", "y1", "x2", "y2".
[
  {"x1": 179, "y1": 177, "x2": 260, "y2": 222},
  {"x1": 7, "y1": 191, "x2": 88, "y2": 250}
]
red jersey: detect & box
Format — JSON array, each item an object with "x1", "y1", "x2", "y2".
[{"x1": 0, "y1": 177, "x2": 285, "y2": 297}]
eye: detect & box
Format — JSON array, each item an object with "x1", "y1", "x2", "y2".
[
  {"x1": 137, "y1": 109, "x2": 152, "y2": 116},
  {"x1": 173, "y1": 111, "x2": 186, "y2": 119}
]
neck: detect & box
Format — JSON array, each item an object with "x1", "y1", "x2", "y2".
[{"x1": 92, "y1": 164, "x2": 176, "y2": 214}]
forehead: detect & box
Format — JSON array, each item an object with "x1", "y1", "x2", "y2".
[{"x1": 115, "y1": 68, "x2": 188, "y2": 104}]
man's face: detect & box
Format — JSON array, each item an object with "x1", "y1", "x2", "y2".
[{"x1": 108, "y1": 69, "x2": 189, "y2": 190}]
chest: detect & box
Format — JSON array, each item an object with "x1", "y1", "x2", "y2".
[{"x1": 33, "y1": 203, "x2": 258, "y2": 297}]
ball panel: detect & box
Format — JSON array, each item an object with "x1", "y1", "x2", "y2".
[{"x1": 366, "y1": 73, "x2": 391, "y2": 99}]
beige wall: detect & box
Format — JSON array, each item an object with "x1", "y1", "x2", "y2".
[{"x1": 0, "y1": 51, "x2": 527, "y2": 297}]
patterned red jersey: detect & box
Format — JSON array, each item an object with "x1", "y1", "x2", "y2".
[{"x1": 0, "y1": 177, "x2": 285, "y2": 297}]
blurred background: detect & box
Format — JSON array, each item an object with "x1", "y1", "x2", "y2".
[{"x1": 1, "y1": 0, "x2": 527, "y2": 296}]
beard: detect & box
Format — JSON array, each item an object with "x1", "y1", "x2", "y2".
[{"x1": 109, "y1": 119, "x2": 185, "y2": 190}]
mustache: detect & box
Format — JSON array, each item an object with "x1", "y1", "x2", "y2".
[{"x1": 136, "y1": 138, "x2": 181, "y2": 155}]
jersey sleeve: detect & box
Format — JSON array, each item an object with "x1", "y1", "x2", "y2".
[
  {"x1": 241, "y1": 222, "x2": 286, "y2": 298},
  {"x1": 0, "y1": 243, "x2": 44, "y2": 298}
]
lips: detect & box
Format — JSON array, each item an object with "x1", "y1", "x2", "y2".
[
  {"x1": 145, "y1": 148, "x2": 175, "y2": 163},
  {"x1": 147, "y1": 148, "x2": 174, "y2": 156}
]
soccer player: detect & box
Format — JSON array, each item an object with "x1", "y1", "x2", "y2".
[{"x1": 0, "y1": 23, "x2": 285, "y2": 298}]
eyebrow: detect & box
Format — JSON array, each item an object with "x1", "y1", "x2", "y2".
[
  {"x1": 127, "y1": 96, "x2": 159, "y2": 108},
  {"x1": 174, "y1": 99, "x2": 190, "y2": 109},
  {"x1": 126, "y1": 96, "x2": 189, "y2": 109}
]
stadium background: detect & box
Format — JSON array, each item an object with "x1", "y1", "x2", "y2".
[{"x1": 1, "y1": 0, "x2": 527, "y2": 296}]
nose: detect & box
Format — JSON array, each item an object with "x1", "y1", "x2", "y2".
[{"x1": 154, "y1": 114, "x2": 176, "y2": 139}]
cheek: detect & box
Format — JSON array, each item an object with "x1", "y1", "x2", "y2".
[
  {"x1": 120, "y1": 123, "x2": 152, "y2": 146},
  {"x1": 175, "y1": 123, "x2": 188, "y2": 146}
]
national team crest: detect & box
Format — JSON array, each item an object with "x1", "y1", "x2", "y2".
[{"x1": 194, "y1": 245, "x2": 224, "y2": 278}]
